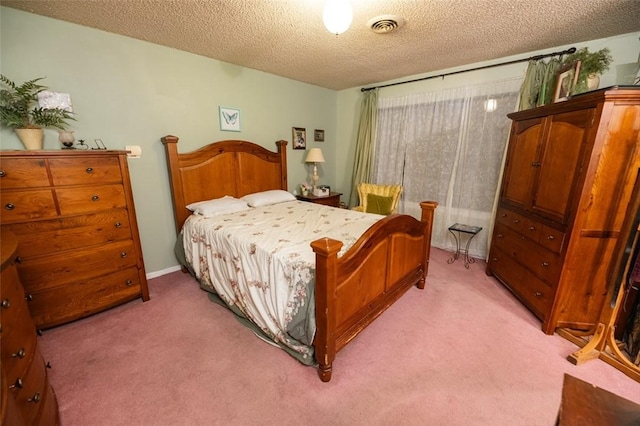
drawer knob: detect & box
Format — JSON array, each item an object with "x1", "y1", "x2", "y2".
[
  {"x1": 115, "y1": 222, "x2": 122, "y2": 228},
  {"x1": 9, "y1": 378, "x2": 23, "y2": 389},
  {"x1": 126, "y1": 279, "x2": 133, "y2": 286},
  {"x1": 547, "y1": 235, "x2": 555, "y2": 240},
  {"x1": 528, "y1": 226, "x2": 535, "y2": 231},
  {"x1": 91, "y1": 195, "x2": 100, "y2": 202},
  {"x1": 15, "y1": 256, "x2": 22, "y2": 264},
  {"x1": 542, "y1": 262, "x2": 549, "y2": 267},
  {"x1": 497, "y1": 234, "x2": 503, "y2": 238},
  {"x1": 0, "y1": 170, "x2": 5, "y2": 177},
  {"x1": 5, "y1": 203, "x2": 15, "y2": 210},
  {"x1": 12, "y1": 348, "x2": 26, "y2": 358},
  {"x1": 28, "y1": 392, "x2": 41, "y2": 403},
  {"x1": 121, "y1": 252, "x2": 128, "y2": 258},
  {"x1": 1, "y1": 298, "x2": 10, "y2": 309},
  {"x1": 492, "y1": 257, "x2": 499, "y2": 262},
  {"x1": 513, "y1": 219, "x2": 520, "y2": 224},
  {"x1": 86, "y1": 167, "x2": 94, "y2": 173},
  {"x1": 531, "y1": 162, "x2": 541, "y2": 167},
  {"x1": 25, "y1": 293, "x2": 33, "y2": 301},
  {"x1": 501, "y1": 213, "x2": 507, "y2": 217},
  {"x1": 535, "y1": 292, "x2": 542, "y2": 297}
]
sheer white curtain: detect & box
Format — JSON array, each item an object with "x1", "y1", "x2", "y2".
[{"x1": 373, "y1": 79, "x2": 522, "y2": 258}]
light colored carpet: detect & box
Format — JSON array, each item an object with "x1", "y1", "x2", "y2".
[{"x1": 39, "y1": 248, "x2": 640, "y2": 425}]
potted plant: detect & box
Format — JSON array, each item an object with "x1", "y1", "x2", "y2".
[
  {"x1": 562, "y1": 47, "x2": 613, "y2": 95},
  {"x1": 0, "y1": 75, "x2": 75, "y2": 150}
]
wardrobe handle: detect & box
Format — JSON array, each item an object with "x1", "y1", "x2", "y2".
[
  {"x1": 12, "y1": 348, "x2": 26, "y2": 359},
  {"x1": 9, "y1": 378, "x2": 23, "y2": 389},
  {"x1": 28, "y1": 393, "x2": 41, "y2": 403},
  {"x1": 5, "y1": 203, "x2": 15, "y2": 210},
  {"x1": 1, "y1": 299, "x2": 10, "y2": 309}
]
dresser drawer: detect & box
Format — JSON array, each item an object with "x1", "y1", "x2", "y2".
[
  {"x1": 19, "y1": 239, "x2": 139, "y2": 293},
  {"x1": 27, "y1": 266, "x2": 143, "y2": 329},
  {"x1": 0, "y1": 158, "x2": 50, "y2": 188},
  {"x1": 13, "y1": 348, "x2": 47, "y2": 425},
  {"x1": 0, "y1": 189, "x2": 57, "y2": 223},
  {"x1": 49, "y1": 156, "x2": 122, "y2": 185},
  {"x1": 56, "y1": 184, "x2": 127, "y2": 215},
  {"x1": 492, "y1": 223, "x2": 562, "y2": 285},
  {"x1": 496, "y1": 207, "x2": 541, "y2": 242},
  {"x1": 489, "y1": 246, "x2": 553, "y2": 320},
  {"x1": 1, "y1": 262, "x2": 25, "y2": 330},
  {"x1": 4, "y1": 208, "x2": 133, "y2": 258},
  {"x1": 539, "y1": 224, "x2": 565, "y2": 254}
]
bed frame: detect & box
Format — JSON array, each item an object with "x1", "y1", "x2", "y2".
[{"x1": 161, "y1": 135, "x2": 437, "y2": 382}]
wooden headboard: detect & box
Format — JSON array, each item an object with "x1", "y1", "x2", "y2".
[{"x1": 161, "y1": 135, "x2": 288, "y2": 233}]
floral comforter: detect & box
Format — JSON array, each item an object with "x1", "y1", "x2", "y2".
[{"x1": 183, "y1": 200, "x2": 382, "y2": 364}]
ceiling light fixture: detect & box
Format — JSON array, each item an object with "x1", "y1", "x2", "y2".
[{"x1": 323, "y1": 0, "x2": 353, "y2": 35}]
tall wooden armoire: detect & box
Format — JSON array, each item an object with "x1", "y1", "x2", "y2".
[{"x1": 487, "y1": 86, "x2": 640, "y2": 335}]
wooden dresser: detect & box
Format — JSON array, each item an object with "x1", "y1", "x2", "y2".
[
  {"x1": 1, "y1": 229, "x2": 60, "y2": 425},
  {"x1": 487, "y1": 87, "x2": 640, "y2": 334},
  {"x1": 0, "y1": 150, "x2": 149, "y2": 329}
]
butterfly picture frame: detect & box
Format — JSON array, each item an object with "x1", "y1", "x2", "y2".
[{"x1": 219, "y1": 106, "x2": 241, "y2": 132}]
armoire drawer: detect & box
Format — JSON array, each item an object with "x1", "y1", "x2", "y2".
[
  {"x1": 489, "y1": 246, "x2": 553, "y2": 320},
  {"x1": 0, "y1": 301, "x2": 38, "y2": 380},
  {"x1": 0, "y1": 189, "x2": 58, "y2": 223},
  {"x1": 12, "y1": 349, "x2": 47, "y2": 425},
  {"x1": 18, "y1": 239, "x2": 139, "y2": 292},
  {"x1": 3, "y1": 208, "x2": 133, "y2": 258},
  {"x1": 49, "y1": 156, "x2": 123, "y2": 185},
  {"x1": 56, "y1": 184, "x2": 127, "y2": 216},
  {"x1": 492, "y1": 223, "x2": 562, "y2": 284},
  {"x1": 0, "y1": 158, "x2": 50, "y2": 188},
  {"x1": 27, "y1": 266, "x2": 143, "y2": 329}
]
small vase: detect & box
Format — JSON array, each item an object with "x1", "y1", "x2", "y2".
[
  {"x1": 15, "y1": 128, "x2": 44, "y2": 150},
  {"x1": 586, "y1": 74, "x2": 600, "y2": 91},
  {"x1": 58, "y1": 130, "x2": 75, "y2": 149}
]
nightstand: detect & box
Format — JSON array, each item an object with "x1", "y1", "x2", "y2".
[{"x1": 296, "y1": 192, "x2": 342, "y2": 208}]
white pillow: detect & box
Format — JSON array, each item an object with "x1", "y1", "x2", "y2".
[
  {"x1": 241, "y1": 190, "x2": 296, "y2": 207},
  {"x1": 186, "y1": 196, "x2": 250, "y2": 217}
]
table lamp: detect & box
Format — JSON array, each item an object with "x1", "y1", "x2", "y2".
[{"x1": 305, "y1": 148, "x2": 325, "y2": 189}]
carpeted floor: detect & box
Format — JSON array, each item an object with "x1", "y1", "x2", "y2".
[{"x1": 39, "y1": 248, "x2": 640, "y2": 425}]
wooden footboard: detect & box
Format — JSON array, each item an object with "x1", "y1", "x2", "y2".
[{"x1": 311, "y1": 201, "x2": 437, "y2": 382}]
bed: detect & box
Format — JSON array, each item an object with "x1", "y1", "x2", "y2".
[{"x1": 161, "y1": 135, "x2": 438, "y2": 382}]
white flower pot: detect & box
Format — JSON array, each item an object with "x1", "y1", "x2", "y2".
[{"x1": 15, "y1": 128, "x2": 44, "y2": 150}]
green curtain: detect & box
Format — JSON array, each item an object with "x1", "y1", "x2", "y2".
[
  {"x1": 348, "y1": 88, "x2": 378, "y2": 207},
  {"x1": 518, "y1": 57, "x2": 562, "y2": 110}
]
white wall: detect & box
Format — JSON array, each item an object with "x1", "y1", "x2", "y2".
[
  {"x1": 335, "y1": 32, "x2": 640, "y2": 205},
  {"x1": 0, "y1": 7, "x2": 338, "y2": 274}
]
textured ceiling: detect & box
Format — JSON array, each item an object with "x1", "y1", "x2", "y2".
[{"x1": 2, "y1": 0, "x2": 640, "y2": 90}]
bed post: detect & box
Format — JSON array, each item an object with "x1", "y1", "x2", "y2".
[
  {"x1": 275, "y1": 140, "x2": 288, "y2": 190},
  {"x1": 311, "y1": 237, "x2": 343, "y2": 382},
  {"x1": 419, "y1": 201, "x2": 438, "y2": 289},
  {"x1": 161, "y1": 135, "x2": 188, "y2": 234}
]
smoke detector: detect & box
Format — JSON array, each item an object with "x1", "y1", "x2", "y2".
[{"x1": 367, "y1": 15, "x2": 405, "y2": 34}]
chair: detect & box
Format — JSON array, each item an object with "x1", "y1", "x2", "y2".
[{"x1": 352, "y1": 183, "x2": 403, "y2": 215}]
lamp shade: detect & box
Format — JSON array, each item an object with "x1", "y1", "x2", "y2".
[
  {"x1": 322, "y1": 0, "x2": 353, "y2": 35},
  {"x1": 305, "y1": 148, "x2": 325, "y2": 163}
]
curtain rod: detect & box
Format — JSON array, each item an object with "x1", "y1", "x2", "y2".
[{"x1": 360, "y1": 47, "x2": 576, "y2": 92}]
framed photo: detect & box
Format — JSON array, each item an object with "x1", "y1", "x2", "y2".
[
  {"x1": 553, "y1": 61, "x2": 581, "y2": 103},
  {"x1": 314, "y1": 129, "x2": 325, "y2": 142},
  {"x1": 219, "y1": 106, "x2": 241, "y2": 132},
  {"x1": 292, "y1": 127, "x2": 306, "y2": 150}
]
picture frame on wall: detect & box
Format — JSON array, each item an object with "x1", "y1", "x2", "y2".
[
  {"x1": 293, "y1": 127, "x2": 306, "y2": 150},
  {"x1": 314, "y1": 129, "x2": 325, "y2": 142},
  {"x1": 219, "y1": 106, "x2": 241, "y2": 132},
  {"x1": 553, "y1": 61, "x2": 581, "y2": 103}
]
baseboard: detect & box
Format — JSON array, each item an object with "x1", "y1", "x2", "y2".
[{"x1": 146, "y1": 265, "x2": 183, "y2": 280}]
